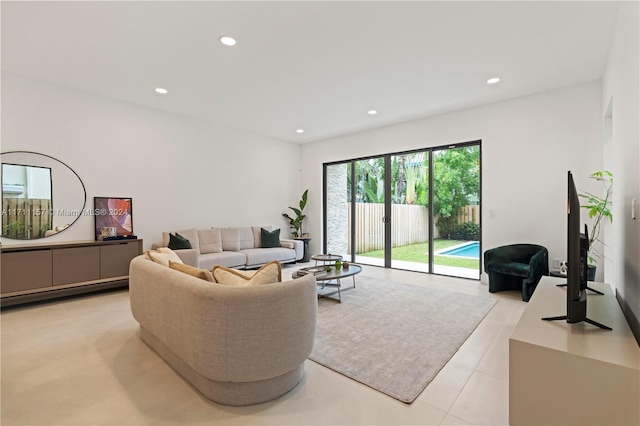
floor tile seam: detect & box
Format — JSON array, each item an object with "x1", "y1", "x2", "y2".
[
  {"x1": 447, "y1": 369, "x2": 509, "y2": 426},
  {"x1": 471, "y1": 325, "x2": 513, "y2": 380},
  {"x1": 438, "y1": 413, "x2": 474, "y2": 425},
  {"x1": 438, "y1": 366, "x2": 477, "y2": 424},
  {"x1": 406, "y1": 395, "x2": 450, "y2": 423}
]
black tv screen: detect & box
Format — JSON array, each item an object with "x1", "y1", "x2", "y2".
[
  {"x1": 566, "y1": 171, "x2": 588, "y2": 322},
  {"x1": 542, "y1": 172, "x2": 610, "y2": 330}
]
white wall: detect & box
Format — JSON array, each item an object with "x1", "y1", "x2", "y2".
[
  {"x1": 1, "y1": 73, "x2": 302, "y2": 249},
  {"x1": 300, "y1": 81, "x2": 603, "y2": 283},
  {"x1": 602, "y1": 1, "x2": 640, "y2": 341}
]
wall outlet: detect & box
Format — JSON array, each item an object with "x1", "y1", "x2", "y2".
[{"x1": 553, "y1": 258, "x2": 562, "y2": 269}]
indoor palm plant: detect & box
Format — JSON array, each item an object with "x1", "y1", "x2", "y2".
[
  {"x1": 579, "y1": 170, "x2": 613, "y2": 271},
  {"x1": 282, "y1": 189, "x2": 308, "y2": 238}
]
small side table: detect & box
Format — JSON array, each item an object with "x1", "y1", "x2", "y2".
[
  {"x1": 295, "y1": 237, "x2": 312, "y2": 262},
  {"x1": 311, "y1": 254, "x2": 343, "y2": 266}
]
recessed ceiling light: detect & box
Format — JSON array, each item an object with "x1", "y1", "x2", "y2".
[
  {"x1": 296, "y1": 129, "x2": 304, "y2": 134},
  {"x1": 219, "y1": 36, "x2": 236, "y2": 46},
  {"x1": 368, "y1": 110, "x2": 378, "y2": 115},
  {"x1": 155, "y1": 87, "x2": 168, "y2": 94},
  {"x1": 487, "y1": 77, "x2": 501, "y2": 85}
]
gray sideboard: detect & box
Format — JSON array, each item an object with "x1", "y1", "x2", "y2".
[{"x1": 1, "y1": 239, "x2": 142, "y2": 306}]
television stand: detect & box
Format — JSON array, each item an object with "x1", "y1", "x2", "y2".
[
  {"x1": 555, "y1": 282, "x2": 604, "y2": 295},
  {"x1": 541, "y1": 315, "x2": 612, "y2": 330},
  {"x1": 510, "y1": 278, "x2": 640, "y2": 426}
]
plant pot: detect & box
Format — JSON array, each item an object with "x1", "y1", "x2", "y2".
[{"x1": 587, "y1": 265, "x2": 596, "y2": 282}]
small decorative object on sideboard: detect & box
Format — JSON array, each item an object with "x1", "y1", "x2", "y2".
[{"x1": 559, "y1": 262, "x2": 567, "y2": 275}]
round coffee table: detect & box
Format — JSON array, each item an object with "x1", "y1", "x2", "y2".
[
  {"x1": 311, "y1": 253, "x2": 343, "y2": 266},
  {"x1": 293, "y1": 264, "x2": 361, "y2": 303}
]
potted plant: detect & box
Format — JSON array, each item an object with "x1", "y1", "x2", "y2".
[
  {"x1": 282, "y1": 189, "x2": 308, "y2": 238},
  {"x1": 579, "y1": 170, "x2": 613, "y2": 280}
]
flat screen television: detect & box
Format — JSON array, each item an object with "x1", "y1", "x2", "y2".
[{"x1": 542, "y1": 171, "x2": 611, "y2": 330}]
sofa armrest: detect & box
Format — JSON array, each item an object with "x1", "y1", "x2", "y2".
[
  {"x1": 174, "y1": 248, "x2": 199, "y2": 267},
  {"x1": 281, "y1": 239, "x2": 303, "y2": 261},
  {"x1": 528, "y1": 248, "x2": 549, "y2": 281}
]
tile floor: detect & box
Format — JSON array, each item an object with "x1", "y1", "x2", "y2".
[{"x1": 1, "y1": 263, "x2": 526, "y2": 425}]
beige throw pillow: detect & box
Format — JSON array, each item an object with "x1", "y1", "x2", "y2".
[
  {"x1": 145, "y1": 249, "x2": 183, "y2": 267},
  {"x1": 212, "y1": 261, "x2": 282, "y2": 286},
  {"x1": 168, "y1": 261, "x2": 215, "y2": 282}
]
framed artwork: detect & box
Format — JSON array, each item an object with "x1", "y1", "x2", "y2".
[{"x1": 94, "y1": 197, "x2": 133, "y2": 240}]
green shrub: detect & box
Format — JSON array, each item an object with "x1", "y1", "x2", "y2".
[{"x1": 451, "y1": 222, "x2": 480, "y2": 241}]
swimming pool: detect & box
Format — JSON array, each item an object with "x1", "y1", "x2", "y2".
[{"x1": 438, "y1": 241, "x2": 479, "y2": 258}]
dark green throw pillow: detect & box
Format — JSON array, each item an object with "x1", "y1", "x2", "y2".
[
  {"x1": 261, "y1": 228, "x2": 281, "y2": 248},
  {"x1": 168, "y1": 232, "x2": 192, "y2": 250}
]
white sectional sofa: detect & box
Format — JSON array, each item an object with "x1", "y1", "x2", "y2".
[{"x1": 154, "y1": 226, "x2": 304, "y2": 270}]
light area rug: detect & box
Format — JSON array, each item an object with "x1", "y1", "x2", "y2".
[{"x1": 309, "y1": 276, "x2": 496, "y2": 403}]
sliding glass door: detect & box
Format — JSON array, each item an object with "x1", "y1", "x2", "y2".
[
  {"x1": 390, "y1": 151, "x2": 430, "y2": 272},
  {"x1": 324, "y1": 141, "x2": 481, "y2": 279},
  {"x1": 431, "y1": 145, "x2": 480, "y2": 279}
]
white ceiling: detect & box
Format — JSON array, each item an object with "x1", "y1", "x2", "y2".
[{"x1": 1, "y1": 1, "x2": 620, "y2": 143}]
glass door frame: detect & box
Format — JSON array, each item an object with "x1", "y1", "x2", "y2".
[{"x1": 323, "y1": 140, "x2": 481, "y2": 279}]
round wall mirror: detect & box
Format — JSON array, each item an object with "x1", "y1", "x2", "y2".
[{"x1": 1, "y1": 151, "x2": 86, "y2": 240}]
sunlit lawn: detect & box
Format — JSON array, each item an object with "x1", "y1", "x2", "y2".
[{"x1": 360, "y1": 240, "x2": 479, "y2": 269}]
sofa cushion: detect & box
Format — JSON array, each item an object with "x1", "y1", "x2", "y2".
[
  {"x1": 198, "y1": 251, "x2": 246, "y2": 270},
  {"x1": 221, "y1": 228, "x2": 240, "y2": 251},
  {"x1": 145, "y1": 249, "x2": 183, "y2": 267},
  {"x1": 261, "y1": 228, "x2": 281, "y2": 248},
  {"x1": 168, "y1": 260, "x2": 215, "y2": 282},
  {"x1": 252, "y1": 226, "x2": 272, "y2": 248},
  {"x1": 241, "y1": 247, "x2": 296, "y2": 267},
  {"x1": 198, "y1": 228, "x2": 223, "y2": 254},
  {"x1": 212, "y1": 261, "x2": 282, "y2": 286},
  {"x1": 163, "y1": 228, "x2": 199, "y2": 253},
  {"x1": 238, "y1": 227, "x2": 254, "y2": 250}
]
